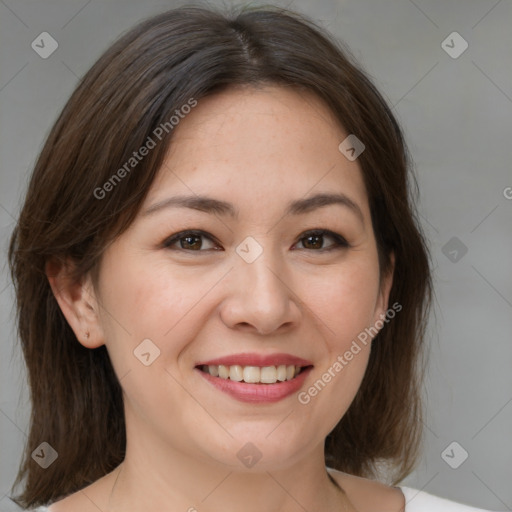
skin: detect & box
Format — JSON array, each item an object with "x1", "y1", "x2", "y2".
[{"x1": 47, "y1": 85, "x2": 404, "y2": 512}]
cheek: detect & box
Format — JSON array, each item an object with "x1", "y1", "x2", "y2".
[
  {"x1": 305, "y1": 256, "x2": 382, "y2": 347},
  {"x1": 95, "y1": 255, "x2": 205, "y2": 372},
  {"x1": 297, "y1": 255, "x2": 379, "y2": 401},
  {"x1": 95, "y1": 260, "x2": 210, "y2": 420}
]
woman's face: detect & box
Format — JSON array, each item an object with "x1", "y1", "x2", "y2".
[{"x1": 80, "y1": 85, "x2": 393, "y2": 471}]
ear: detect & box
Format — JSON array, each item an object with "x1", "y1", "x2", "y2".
[
  {"x1": 45, "y1": 257, "x2": 105, "y2": 349},
  {"x1": 373, "y1": 252, "x2": 395, "y2": 325}
]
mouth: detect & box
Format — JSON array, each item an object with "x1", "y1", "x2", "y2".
[
  {"x1": 196, "y1": 363, "x2": 313, "y2": 384},
  {"x1": 194, "y1": 353, "x2": 314, "y2": 402}
]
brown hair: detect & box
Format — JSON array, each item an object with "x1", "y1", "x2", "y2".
[{"x1": 8, "y1": 4, "x2": 432, "y2": 508}]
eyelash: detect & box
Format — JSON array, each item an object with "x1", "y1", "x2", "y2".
[{"x1": 161, "y1": 229, "x2": 350, "y2": 253}]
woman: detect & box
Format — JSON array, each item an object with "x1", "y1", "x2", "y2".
[{"x1": 8, "y1": 5, "x2": 501, "y2": 512}]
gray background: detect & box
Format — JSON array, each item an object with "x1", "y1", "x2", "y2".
[{"x1": 1, "y1": 0, "x2": 511, "y2": 510}]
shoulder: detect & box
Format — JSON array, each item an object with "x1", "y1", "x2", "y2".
[
  {"x1": 42, "y1": 492, "x2": 104, "y2": 512},
  {"x1": 39, "y1": 488, "x2": 98, "y2": 512},
  {"x1": 40, "y1": 467, "x2": 122, "y2": 512},
  {"x1": 326, "y1": 467, "x2": 406, "y2": 511},
  {"x1": 400, "y1": 486, "x2": 503, "y2": 512},
  {"x1": 326, "y1": 468, "x2": 501, "y2": 512},
  {"x1": 43, "y1": 490, "x2": 107, "y2": 512}
]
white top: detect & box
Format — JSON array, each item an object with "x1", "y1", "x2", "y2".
[
  {"x1": 28, "y1": 487, "x2": 504, "y2": 511},
  {"x1": 400, "y1": 486, "x2": 503, "y2": 511}
]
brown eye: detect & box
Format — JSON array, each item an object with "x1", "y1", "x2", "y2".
[
  {"x1": 295, "y1": 229, "x2": 349, "y2": 251},
  {"x1": 163, "y1": 230, "x2": 220, "y2": 251},
  {"x1": 301, "y1": 234, "x2": 324, "y2": 250},
  {"x1": 180, "y1": 235, "x2": 203, "y2": 250}
]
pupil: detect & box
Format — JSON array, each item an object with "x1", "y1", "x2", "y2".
[
  {"x1": 305, "y1": 235, "x2": 322, "y2": 249},
  {"x1": 182, "y1": 236, "x2": 201, "y2": 249}
]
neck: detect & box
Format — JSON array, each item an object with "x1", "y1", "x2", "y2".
[{"x1": 104, "y1": 439, "x2": 352, "y2": 512}]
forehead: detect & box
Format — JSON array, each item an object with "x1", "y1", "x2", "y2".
[{"x1": 145, "y1": 85, "x2": 370, "y2": 220}]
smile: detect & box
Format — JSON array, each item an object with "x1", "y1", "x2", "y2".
[{"x1": 198, "y1": 364, "x2": 308, "y2": 384}]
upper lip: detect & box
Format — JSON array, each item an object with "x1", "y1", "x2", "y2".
[{"x1": 196, "y1": 352, "x2": 313, "y2": 368}]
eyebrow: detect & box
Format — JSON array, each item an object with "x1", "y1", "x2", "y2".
[{"x1": 142, "y1": 192, "x2": 364, "y2": 223}]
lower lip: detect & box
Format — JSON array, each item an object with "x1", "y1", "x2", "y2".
[{"x1": 196, "y1": 367, "x2": 313, "y2": 403}]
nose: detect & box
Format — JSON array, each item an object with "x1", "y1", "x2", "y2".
[{"x1": 219, "y1": 249, "x2": 302, "y2": 336}]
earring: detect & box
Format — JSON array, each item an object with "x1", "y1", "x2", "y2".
[{"x1": 84, "y1": 331, "x2": 90, "y2": 339}]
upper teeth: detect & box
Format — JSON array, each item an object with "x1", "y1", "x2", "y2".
[{"x1": 202, "y1": 364, "x2": 301, "y2": 383}]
